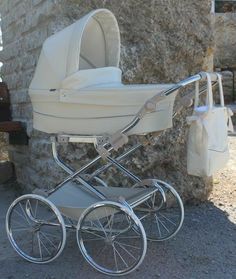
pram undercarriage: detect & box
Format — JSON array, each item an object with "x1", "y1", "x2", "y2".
[{"x1": 6, "y1": 72, "x2": 219, "y2": 276}]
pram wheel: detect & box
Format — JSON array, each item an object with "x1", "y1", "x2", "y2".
[
  {"x1": 134, "y1": 180, "x2": 184, "y2": 241},
  {"x1": 6, "y1": 194, "x2": 66, "y2": 263},
  {"x1": 77, "y1": 201, "x2": 147, "y2": 276}
]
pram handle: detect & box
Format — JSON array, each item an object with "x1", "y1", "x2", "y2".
[{"x1": 176, "y1": 72, "x2": 218, "y2": 88}]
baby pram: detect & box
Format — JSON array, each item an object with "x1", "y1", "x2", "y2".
[{"x1": 6, "y1": 9, "x2": 220, "y2": 276}]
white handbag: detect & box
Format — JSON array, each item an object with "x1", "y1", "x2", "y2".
[{"x1": 187, "y1": 72, "x2": 234, "y2": 177}]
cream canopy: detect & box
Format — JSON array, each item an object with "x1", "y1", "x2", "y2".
[{"x1": 29, "y1": 9, "x2": 120, "y2": 90}]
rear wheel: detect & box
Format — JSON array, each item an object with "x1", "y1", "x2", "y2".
[
  {"x1": 6, "y1": 194, "x2": 66, "y2": 263},
  {"x1": 134, "y1": 180, "x2": 184, "y2": 241}
]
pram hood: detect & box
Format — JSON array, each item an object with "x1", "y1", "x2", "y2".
[{"x1": 29, "y1": 9, "x2": 120, "y2": 90}]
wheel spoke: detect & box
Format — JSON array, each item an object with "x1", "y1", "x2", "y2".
[
  {"x1": 138, "y1": 212, "x2": 151, "y2": 221},
  {"x1": 95, "y1": 212, "x2": 108, "y2": 237},
  {"x1": 14, "y1": 208, "x2": 30, "y2": 225},
  {"x1": 95, "y1": 243, "x2": 107, "y2": 258},
  {"x1": 31, "y1": 232, "x2": 36, "y2": 255},
  {"x1": 40, "y1": 231, "x2": 58, "y2": 249},
  {"x1": 11, "y1": 227, "x2": 31, "y2": 232},
  {"x1": 115, "y1": 241, "x2": 137, "y2": 261},
  {"x1": 42, "y1": 231, "x2": 61, "y2": 240},
  {"x1": 39, "y1": 233, "x2": 52, "y2": 256},
  {"x1": 19, "y1": 202, "x2": 31, "y2": 225},
  {"x1": 155, "y1": 215, "x2": 170, "y2": 233},
  {"x1": 104, "y1": 208, "x2": 114, "y2": 234},
  {"x1": 11, "y1": 218, "x2": 29, "y2": 228},
  {"x1": 154, "y1": 214, "x2": 162, "y2": 238},
  {"x1": 115, "y1": 235, "x2": 141, "y2": 240},
  {"x1": 81, "y1": 229, "x2": 105, "y2": 239},
  {"x1": 113, "y1": 244, "x2": 119, "y2": 271},
  {"x1": 37, "y1": 232, "x2": 43, "y2": 259},
  {"x1": 27, "y1": 200, "x2": 34, "y2": 218},
  {"x1": 113, "y1": 244, "x2": 129, "y2": 268},
  {"x1": 114, "y1": 240, "x2": 141, "y2": 250},
  {"x1": 158, "y1": 212, "x2": 177, "y2": 226},
  {"x1": 82, "y1": 237, "x2": 104, "y2": 242},
  {"x1": 34, "y1": 200, "x2": 38, "y2": 218},
  {"x1": 147, "y1": 217, "x2": 154, "y2": 236}
]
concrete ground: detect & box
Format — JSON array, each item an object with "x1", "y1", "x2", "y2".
[{"x1": 0, "y1": 138, "x2": 235, "y2": 279}]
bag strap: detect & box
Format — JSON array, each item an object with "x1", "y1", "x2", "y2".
[
  {"x1": 216, "y1": 73, "x2": 225, "y2": 107},
  {"x1": 194, "y1": 80, "x2": 200, "y2": 109},
  {"x1": 205, "y1": 72, "x2": 213, "y2": 110}
]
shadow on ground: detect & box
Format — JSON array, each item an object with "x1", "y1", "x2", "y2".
[{"x1": 0, "y1": 182, "x2": 235, "y2": 279}]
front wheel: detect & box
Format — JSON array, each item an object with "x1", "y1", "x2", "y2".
[{"x1": 77, "y1": 201, "x2": 147, "y2": 276}]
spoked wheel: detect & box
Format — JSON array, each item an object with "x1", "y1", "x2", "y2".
[
  {"x1": 134, "y1": 180, "x2": 184, "y2": 241},
  {"x1": 6, "y1": 194, "x2": 66, "y2": 263},
  {"x1": 77, "y1": 201, "x2": 147, "y2": 276}
]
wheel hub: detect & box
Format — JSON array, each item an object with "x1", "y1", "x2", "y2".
[
  {"x1": 31, "y1": 224, "x2": 41, "y2": 233},
  {"x1": 105, "y1": 235, "x2": 115, "y2": 244}
]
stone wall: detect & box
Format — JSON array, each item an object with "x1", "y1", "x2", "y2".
[{"x1": 0, "y1": 0, "x2": 214, "y2": 202}]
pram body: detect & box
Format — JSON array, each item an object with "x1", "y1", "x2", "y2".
[
  {"x1": 6, "y1": 8, "x2": 220, "y2": 277},
  {"x1": 29, "y1": 9, "x2": 176, "y2": 135}
]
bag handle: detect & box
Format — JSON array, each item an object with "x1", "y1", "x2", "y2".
[{"x1": 194, "y1": 72, "x2": 225, "y2": 110}]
